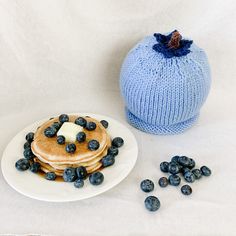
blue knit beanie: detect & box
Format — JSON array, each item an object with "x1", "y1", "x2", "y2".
[{"x1": 120, "y1": 30, "x2": 211, "y2": 135}]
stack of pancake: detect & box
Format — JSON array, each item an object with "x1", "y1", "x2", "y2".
[{"x1": 31, "y1": 115, "x2": 111, "y2": 176}]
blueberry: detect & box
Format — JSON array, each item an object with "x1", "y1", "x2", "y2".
[
  {"x1": 23, "y1": 147, "x2": 35, "y2": 160},
  {"x1": 192, "y1": 169, "x2": 202, "y2": 179},
  {"x1": 51, "y1": 122, "x2": 61, "y2": 130},
  {"x1": 63, "y1": 167, "x2": 77, "y2": 182},
  {"x1": 100, "y1": 120, "x2": 109, "y2": 129},
  {"x1": 74, "y1": 179, "x2": 84, "y2": 188},
  {"x1": 88, "y1": 140, "x2": 100, "y2": 151},
  {"x1": 101, "y1": 155, "x2": 115, "y2": 167},
  {"x1": 75, "y1": 117, "x2": 87, "y2": 127},
  {"x1": 200, "y1": 166, "x2": 211, "y2": 176},
  {"x1": 23, "y1": 142, "x2": 31, "y2": 149},
  {"x1": 44, "y1": 127, "x2": 57, "y2": 138},
  {"x1": 45, "y1": 172, "x2": 57, "y2": 181},
  {"x1": 65, "y1": 143, "x2": 76, "y2": 153},
  {"x1": 140, "y1": 179, "x2": 154, "y2": 192},
  {"x1": 15, "y1": 158, "x2": 30, "y2": 171},
  {"x1": 181, "y1": 185, "x2": 192, "y2": 195},
  {"x1": 184, "y1": 171, "x2": 195, "y2": 183},
  {"x1": 171, "y1": 155, "x2": 179, "y2": 163},
  {"x1": 59, "y1": 114, "x2": 69, "y2": 123},
  {"x1": 107, "y1": 146, "x2": 119, "y2": 157},
  {"x1": 160, "y1": 162, "x2": 169, "y2": 173},
  {"x1": 76, "y1": 132, "x2": 86, "y2": 143},
  {"x1": 76, "y1": 166, "x2": 87, "y2": 180},
  {"x1": 181, "y1": 167, "x2": 191, "y2": 175},
  {"x1": 30, "y1": 162, "x2": 41, "y2": 173},
  {"x1": 168, "y1": 162, "x2": 180, "y2": 174},
  {"x1": 188, "y1": 158, "x2": 196, "y2": 169},
  {"x1": 168, "y1": 174, "x2": 181, "y2": 186},
  {"x1": 158, "y1": 177, "x2": 169, "y2": 188},
  {"x1": 178, "y1": 156, "x2": 190, "y2": 167},
  {"x1": 86, "y1": 121, "x2": 97, "y2": 131},
  {"x1": 144, "y1": 196, "x2": 160, "y2": 212},
  {"x1": 25, "y1": 132, "x2": 34, "y2": 143},
  {"x1": 89, "y1": 172, "x2": 104, "y2": 185},
  {"x1": 57, "y1": 135, "x2": 65, "y2": 145},
  {"x1": 112, "y1": 137, "x2": 124, "y2": 148}
]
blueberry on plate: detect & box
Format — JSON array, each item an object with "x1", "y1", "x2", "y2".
[
  {"x1": 88, "y1": 140, "x2": 100, "y2": 151},
  {"x1": 168, "y1": 162, "x2": 180, "y2": 174},
  {"x1": 181, "y1": 185, "x2": 192, "y2": 195},
  {"x1": 160, "y1": 161, "x2": 169, "y2": 173},
  {"x1": 66, "y1": 143, "x2": 76, "y2": 153},
  {"x1": 158, "y1": 177, "x2": 169, "y2": 188},
  {"x1": 140, "y1": 179, "x2": 154, "y2": 192},
  {"x1": 101, "y1": 155, "x2": 115, "y2": 167},
  {"x1": 23, "y1": 142, "x2": 31, "y2": 149},
  {"x1": 75, "y1": 117, "x2": 87, "y2": 127},
  {"x1": 51, "y1": 122, "x2": 61, "y2": 130},
  {"x1": 23, "y1": 147, "x2": 35, "y2": 160},
  {"x1": 74, "y1": 179, "x2": 84, "y2": 188},
  {"x1": 181, "y1": 167, "x2": 191, "y2": 175},
  {"x1": 107, "y1": 146, "x2": 119, "y2": 157},
  {"x1": 188, "y1": 158, "x2": 196, "y2": 169},
  {"x1": 15, "y1": 158, "x2": 30, "y2": 171},
  {"x1": 178, "y1": 156, "x2": 190, "y2": 167},
  {"x1": 86, "y1": 121, "x2": 97, "y2": 131},
  {"x1": 45, "y1": 172, "x2": 57, "y2": 181},
  {"x1": 144, "y1": 196, "x2": 161, "y2": 212},
  {"x1": 25, "y1": 132, "x2": 34, "y2": 143},
  {"x1": 112, "y1": 137, "x2": 124, "y2": 148},
  {"x1": 76, "y1": 166, "x2": 87, "y2": 180},
  {"x1": 184, "y1": 171, "x2": 195, "y2": 183},
  {"x1": 89, "y1": 172, "x2": 104, "y2": 186},
  {"x1": 44, "y1": 127, "x2": 57, "y2": 138},
  {"x1": 59, "y1": 114, "x2": 69, "y2": 124},
  {"x1": 171, "y1": 155, "x2": 179, "y2": 163},
  {"x1": 168, "y1": 174, "x2": 181, "y2": 186},
  {"x1": 200, "y1": 166, "x2": 212, "y2": 176},
  {"x1": 100, "y1": 120, "x2": 109, "y2": 129},
  {"x1": 192, "y1": 169, "x2": 202, "y2": 179},
  {"x1": 63, "y1": 167, "x2": 77, "y2": 182},
  {"x1": 30, "y1": 162, "x2": 41, "y2": 173},
  {"x1": 57, "y1": 135, "x2": 65, "y2": 145},
  {"x1": 76, "y1": 132, "x2": 86, "y2": 143}
]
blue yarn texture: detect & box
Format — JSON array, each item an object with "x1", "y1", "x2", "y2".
[{"x1": 120, "y1": 32, "x2": 211, "y2": 135}]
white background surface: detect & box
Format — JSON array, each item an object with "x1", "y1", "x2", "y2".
[{"x1": 0, "y1": 0, "x2": 236, "y2": 235}]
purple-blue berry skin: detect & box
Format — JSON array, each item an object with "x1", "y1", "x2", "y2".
[
  {"x1": 30, "y1": 162, "x2": 41, "y2": 173},
  {"x1": 23, "y1": 147, "x2": 35, "y2": 160},
  {"x1": 140, "y1": 179, "x2": 154, "y2": 192},
  {"x1": 74, "y1": 179, "x2": 84, "y2": 188},
  {"x1": 25, "y1": 132, "x2": 34, "y2": 143},
  {"x1": 66, "y1": 143, "x2": 76, "y2": 153},
  {"x1": 57, "y1": 135, "x2": 65, "y2": 145},
  {"x1": 51, "y1": 122, "x2": 61, "y2": 131},
  {"x1": 171, "y1": 156, "x2": 179, "y2": 163},
  {"x1": 112, "y1": 137, "x2": 124, "y2": 148},
  {"x1": 181, "y1": 185, "x2": 192, "y2": 195},
  {"x1": 168, "y1": 162, "x2": 180, "y2": 174},
  {"x1": 178, "y1": 156, "x2": 191, "y2": 167},
  {"x1": 100, "y1": 120, "x2": 109, "y2": 129},
  {"x1": 158, "y1": 177, "x2": 168, "y2": 188},
  {"x1": 107, "y1": 146, "x2": 119, "y2": 157},
  {"x1": 15, "y1": 158, "x2": 30, "y2": 171},
  {"x1": 88, "y1": 140, "x2": 100, "y2": 151},
  {"x1": 160, "y1": 162, "x2": 169, "y2": 173},
  {"x1": 188, "y1": 158, "x2": 196, "y2": 169},
  {"x1": 63, "y1": 167, "x2": 77, "y2": 182},
  {"x1": 184, "y1": 171, "x2": 195, "y2": 183},
  {"x1": 192, "y1": 169, "x2": 202, "y2": 179},
  {"x1": 144, "y1": 196, "x2": 161, "y2": 212},
  {"x1": 76, "y1": 166, "x2": 87, "y2": 180},
  {"x1": 200, "y1": 166, "x2": 211, "y2": 176},
  {"x1": 24, "y1": 142, "x2": 31, "y2": 149},
  {"x1": 45, "y1": 172, "x2": 57, "y2": 181},
  {"x1": 76, "y1": 132, "x2": 86, "y2": 143},
  {"x1": 89, "y1": 172, "x2": 104, "y2": 185},
  {"x1": 59, "y1": 114, "x2": 69, "y2": 124},
  {"x1": 75, "y1": 117, "x2": 87, "y2": 127},
  {"x1": 86, "y1": 122, "x2": 97, "y2": 131},
  {"x1": 44, "y1": 127, "x2": 57, "y2": 138},
  {"x1": 101, "y1": 155, "x2": 115, "y2": 167},
  {"x1": 181, "y1": 167, "x2": 191, "y2": 175},
  {"x1": 168, "y1": 174, "x2": 181, "y2": 186}
]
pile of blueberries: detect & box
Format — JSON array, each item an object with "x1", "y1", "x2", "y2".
[{"x1": 140, "y1": 155, "x2": 212, "y2": 212}]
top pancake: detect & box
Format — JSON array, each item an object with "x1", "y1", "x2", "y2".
[{"x1": 31, "y1": 115, "x2": 110, "y2": 164}]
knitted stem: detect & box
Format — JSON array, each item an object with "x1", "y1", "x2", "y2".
[{"x1": 167, "y1": 31, "x2": 182, "y2": 49}]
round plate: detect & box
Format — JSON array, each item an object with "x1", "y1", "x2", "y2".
[{"x1": 1, "y1": 113, "x2": 138, "y2": 202}]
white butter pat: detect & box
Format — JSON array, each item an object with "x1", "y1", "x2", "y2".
[{"x1": 57, "y1": 122, "x2": 83, "y2": 142}]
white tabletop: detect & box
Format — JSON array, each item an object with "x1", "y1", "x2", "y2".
[{"x1": 0, "y1": 0, "x2": 236, "y2": 235}]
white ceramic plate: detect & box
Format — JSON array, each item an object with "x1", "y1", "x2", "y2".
[{"x1": 1, "y1": 113, "x2": 138, "y2": 202}]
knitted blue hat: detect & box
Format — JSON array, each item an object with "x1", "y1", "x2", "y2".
[{"x1": 120, "y1": 30, "x2": 211, "y2": 135}]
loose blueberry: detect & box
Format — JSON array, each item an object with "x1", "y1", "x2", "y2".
[
  {"x1": 51, "y1": 122, "x2": 61, "y2": 130},
  {"x1": 158, "y1": 177, "x2": 169, "y2": 188},
  {"x1": 181, "y1": 167, "x2": 191, "y2": 175},
  {"x1": 15, "y1": 158, "x2": 30, "y2": 171},
  {"x1": 23, "y1": 147, "x2": 35, "y2": 160},
  {"x1": 184, "y1": 171, "x2": 195, "y2": 183},
  {"x1": 168, "y1": 174, "x2": 181, "y2": 186},
  {"x1": 57, "y1": 135, "x2": 65, "y2": 145},
  {"x1": 181, "y1": 185, "x2": 192, "y2": 195},
  {"x1": 45, "y1": 172, "x2": 57, "y2": 181},
  {"x1": 30, "y1": 162, "x2": 41, "y2": 173},
  {"x1": 76, "y1": 166, "x2": 87, "y2": 180},
  {"x1": 59, "y1": 114, "x2": 69, "y2": 123},
  {"x1": 63, "y1": 167, "x2": 77, "y2": 182},
  {"x1": 144, "y1": 196, "x2": 161, "y2": 212},
  {"x1": 188, "y1": 158, "x2": 196, "y2": 169},
  {"x1": 76, "y1": 132, "x2": 86, "y2": 143},
  {"x1": 101, "y1": 155, "x2": 115, "y2": 167},
  {"x1": 200, "y1": 166, "x2": 211, "y2": 176},
  {"x1": 75, "y1": 117, "x2": 87, "y2": 127},
  {"x1": 86, "y1": 121, "x2": 97, "y2": 131},
  {"x1": 74, "y1": 179, "x2": 84, "y2": 188},
  {"x1": 168, "y1": 162, "x2": 180, "y2": 174},
  {"x1": 112, "y1": 137, "x2": 124, "y2": 148},
  {"x1": 140, "y1": 179, "x2": 154, "y2": 192},
  {"x1": 192, "y1": 169, "x2": 202, "y2": 179},
  {"x1": 100, "y1": 120, "x2": 109, "y2": 129},
  {"x1": 107, "y1": 146, "x2": 119, "y2": 157},
  {"x1": 65, "y1": 143, "x2": 76, "y2": 153},
  {"x1": 89, "y1": 172, "x2": 104, "y2": 185},
  {"x1": 23, "y1": 142, "x2": 31, "y2": 149},
  {"x1": 178, "y1": 156, "x2": 191, "y2": 167},
  {"x1": 25, "y1": 132, "x2": 34, "y2": 143},
  {"x1": 160, "y1": 162, "x2": 169, "y2": 173},
  {"x1": 44, "y1": 126, "x2": 57, "y2": 138},
  {"x1": 88, "y1": 140, "x2": 100, "y2": 151},
  {"x1": 171, "y1": 155, "x2": 179, "y2": 163}
]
